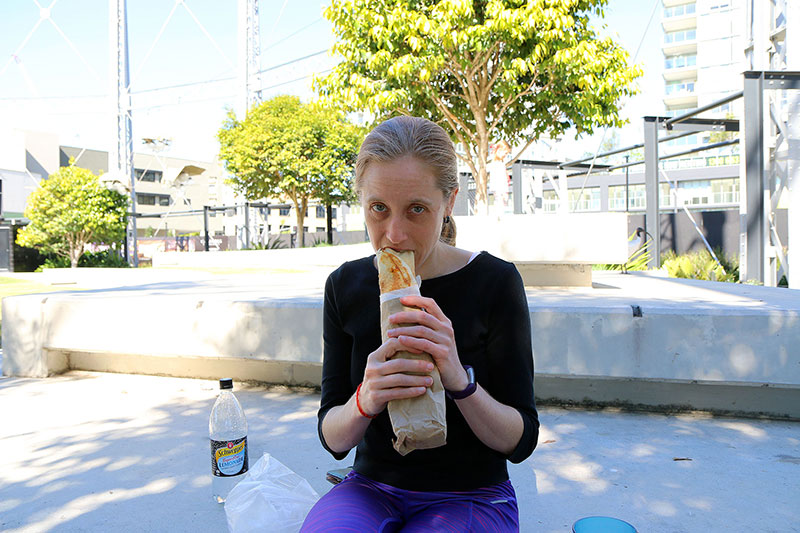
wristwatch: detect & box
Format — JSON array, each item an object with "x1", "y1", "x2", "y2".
[{"x1": 446, "y1": 365, "x2": 477, "y2": 400}]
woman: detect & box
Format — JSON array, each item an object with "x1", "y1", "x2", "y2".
[{"x1": 301, "y1": 116, "x2": 538, "y2": 532}]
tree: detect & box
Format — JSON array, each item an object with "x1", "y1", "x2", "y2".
[
  {"x1": 218, "y1": 95, "x2": 362, "y2": 247},
  {"x1": 16, "y1": 165, "x2": 129, "y2": 268},
  {"x1": 317, "y1": 0, "x2": 642, "y2": 213}
]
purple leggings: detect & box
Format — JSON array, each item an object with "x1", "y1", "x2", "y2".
[{"x1": 300, "y1": 471, "x2": 519, "y2": 532}]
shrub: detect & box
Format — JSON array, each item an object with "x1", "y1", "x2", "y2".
[
  {"x1": 35, "y1": 249, "x2": 129, "y2": 271},
  {"x1": 661, "y1": 248, "x2": 739, "y2": 282}
]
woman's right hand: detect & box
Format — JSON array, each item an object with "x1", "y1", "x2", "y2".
[{"x1": 357, "y1": 338, "x2": 434, "y2": 417}]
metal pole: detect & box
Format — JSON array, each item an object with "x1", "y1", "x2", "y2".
[
  {"x1": 512, "y1": 161, "x2": 523, "y2": 214},
  {"x1": 625, "y1": 155, "x2": 630, "y2": 212},
  {"x1": 644, "y1": 117, "x2": 660, "y2": 268},
  {"x1": 110, "y1": 0, "x2": 137, "y2": 267},
  {"x1": 244, "y1": 201, "x2": 250, "y2": 249},
  {"x1": 203, "y1": 206, "x2": 210, "y2": 252},
  {"x1": 743, "y1": 71, "x2": 765, "y2": 283}
]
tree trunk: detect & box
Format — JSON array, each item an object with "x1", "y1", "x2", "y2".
[
  {"x1": 293, "y1": 197, "x2": 308, "y2": 248},
  {"x1": 326, "y1": 204, "x2": 333, "y2": 245},
  {"x1": 70, "y1": 243, "x2": 82, "y2": 268},
  {"x1": 474, "y1": 139, "x2": 490, "y2": 216}
]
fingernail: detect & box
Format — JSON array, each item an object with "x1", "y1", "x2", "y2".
[
  {"x1": 426, "y1": 378, "x2": 433, "y2": 386},
  {"x1": 426, "y1": 363, "x2": 434, "y2": 371}
]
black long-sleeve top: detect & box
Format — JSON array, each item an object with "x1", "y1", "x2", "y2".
[{"x1": 317, "y1": 251, "x2": 539, "y2": 491}]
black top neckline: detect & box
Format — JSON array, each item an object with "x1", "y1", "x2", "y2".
[{"x1": 366, "y1": 250, "x2": 488, "y2": 285}]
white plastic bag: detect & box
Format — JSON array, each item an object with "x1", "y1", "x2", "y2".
[{"x1": 225, "y1": 452, "x2": 320, "y2": 533}]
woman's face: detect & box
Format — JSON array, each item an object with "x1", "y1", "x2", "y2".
[{"x1": 360, "y1": 155, "x2": 456, "y2": 275}]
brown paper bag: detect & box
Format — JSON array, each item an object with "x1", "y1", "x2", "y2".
[{"x1": 377, "y1": 248, "x2": 447, "y2": 455}]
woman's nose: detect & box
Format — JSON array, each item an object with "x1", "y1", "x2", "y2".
[{"x1": 385, "y1": 215, "x2": 407, "y2": 244}]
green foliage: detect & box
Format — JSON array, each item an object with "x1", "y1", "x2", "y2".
[
  {"x1": 218, "y1": 95, "x2": 363, "y2": 247},
  {"x1": 662, "y1": 248, "x2": 739, "y2": 283},
  {"x1": 250, "y1": 236, "x2": 288, "y2": 250},
  {"x1": 317, "y1": 0, "x2": 642, "y2": 210},
  {"x1": 35, "y1": 249, "x2": 129, "y2": 272},
  {"x1": 16, "y1": 165, "x2": 129, "y2": 268}
]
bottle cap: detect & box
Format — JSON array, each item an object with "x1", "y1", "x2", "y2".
[{"x1": 219, "y1": 378, "x2": 233, "y2": 390}]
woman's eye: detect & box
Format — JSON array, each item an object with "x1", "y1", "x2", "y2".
[
  {"x1": 410, "y1": 205, "x2": 426, "y2": 214},
  {"x1": 371, "y1": 203, "x2": 387, "y2": 213}
]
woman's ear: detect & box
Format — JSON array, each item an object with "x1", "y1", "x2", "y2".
[{"x1": 445, "y1": 187, "x2": 459, "y2": 216}]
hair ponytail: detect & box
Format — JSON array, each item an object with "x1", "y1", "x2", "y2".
[{"x1": 440, "y1": 216, "x2": 456, "y2": 246}]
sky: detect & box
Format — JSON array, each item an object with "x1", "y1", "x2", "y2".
[{"x1": 0, "y1": 0, "x2": 664, "y2": 163}]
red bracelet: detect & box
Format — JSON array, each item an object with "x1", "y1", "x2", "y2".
[{"x1": 356, "y1": 383, "x2": 377, "y2": 419}]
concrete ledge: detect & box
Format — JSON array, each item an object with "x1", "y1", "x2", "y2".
[
  {"x1": 535, "y1": 373, "x2": 800, "y2": 420},
  {"x1": 454, "y1": 213, "x2": 629, "y2": 264},
  {"x1": 47, "y1": 350, "x2": 800, "y2": 419},
  {"x1": 47, "y1": 350, "x2": 322, "y2": 387},
  {"x1": 3, "y1": 269, "x2": 799, "y2": 419},
  {"x1": 515, "y1": 262, "x2": 592, "y2": 287}
]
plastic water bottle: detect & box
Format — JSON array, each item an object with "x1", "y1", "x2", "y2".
[{"x1": 209, "y1": 378, "x2": 249, "y2": 503}]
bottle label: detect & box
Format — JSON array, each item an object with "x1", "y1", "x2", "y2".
[{"x1": 210, "y1": 437, "x2": 249, "y2": 477}]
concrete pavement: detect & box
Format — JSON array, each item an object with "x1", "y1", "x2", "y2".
[{"x1": 1, "y1": 370, "x2": 798, "y2": 532}]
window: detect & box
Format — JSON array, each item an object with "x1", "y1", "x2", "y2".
[
  {"x1": 711, "y1": 178, "x2": 739, "y2": 204},
  {"x1": 665, "y1": 80, "x2": 695, "y2": 95},
  {"x1": 608, "y1": 184, "x2": 674, "y2": 210},
  {"x1": 677, "y1": 179, "x2": 711, "y2": 206},
  {"x1": 543, "y1": 190, "x2": 559, "y2": 212},
  {"x1": 134, "y1": 169, "x2": 163, "y2": 182},
  {"x1": 137, "y1": 193, "x2": 155, "y2": 206},
  {"x1": 316, "y1": 227, "x2": 326, "y2": 232},
  {"x1": 609, "y1": 184, "x2": 645, "y2": 210},
  {"x1": 279, "y1": 207, "x2": 290, "y2": 216},
  {"x1": 663, "y1": 3, "x2": 696, "y2": 17},
  {"x1": 665, "y1": 54, "x2": 697, "y2": 69},
  {"x1": 136, "y1": 193, "x2": 171, "y2": 206},
  {"x1": 660, "y1": 183, "x2": 676, "y2": 208},
  {"x1": 664, "y1": 29, "x2": 696, "y2": 44},
  {"x1": 316, "y1": 206, "x2": 326, "y2": 218},
  {"x1": 568, "y1": 187, "x2": 600, "y2": 212},
  {"x1": 665, "y1": 106, "x2": 696, "y2": 118},
  {"x1": 303, "y1": 226, "x2": 308, "y2": 233},
  {"x1": 331, "y1": 207, "x2": 337, "y2": 219},
  {"x1": 665, "y1": 133, "x2": 699, "y2": 147}
]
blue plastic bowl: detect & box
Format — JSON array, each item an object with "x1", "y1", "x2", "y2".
[{"x1": 572, "y1": 516, "x2": 637, "y2": 533}]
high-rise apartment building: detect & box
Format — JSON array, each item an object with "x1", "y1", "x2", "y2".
[{"x1": 662, "y1": 0, "x2": 745, "y2": 125}]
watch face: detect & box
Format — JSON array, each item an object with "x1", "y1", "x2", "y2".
[{"x1": 466, "y1": 366, "x2": 475, "y2": 385}]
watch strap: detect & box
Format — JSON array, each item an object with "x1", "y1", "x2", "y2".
[{"x1": 446, "y1": 365, "x2": 477, "y2": 400}]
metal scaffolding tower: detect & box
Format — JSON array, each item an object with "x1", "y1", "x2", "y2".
[
  {"x1": 238, "y1": 0, "x2": 262, "y2": 118},
  {"x1": 742, "y1": 0, "x2": 799, "y2": 287},
  {"x1": 110, "y1": 0, "x2": 137, "y2": 267}
]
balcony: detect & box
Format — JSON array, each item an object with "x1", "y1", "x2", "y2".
[
  {"x1": 663, "y1": 53, "x2": 698, "y2": 81},
  {"x1": 662, "y1": 2, "x2": 697, "y2": 32},
  {"x1": 662, "y1": 28, "x2": 697, "y2": 56},
  {"x1": 664, "y1": 92, "x2": 698, "y2": 107},
  {"x1": 664, "y1": 80, "x2": 697, "y2": 107}
]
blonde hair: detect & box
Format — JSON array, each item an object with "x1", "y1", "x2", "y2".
[{"x1": 355, "y1": 116, "x2": 458, "y2": 245}]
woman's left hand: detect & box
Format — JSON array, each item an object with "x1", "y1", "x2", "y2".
[{"x1": 387, "y1": 295, "x2": 469, "y2": 392}]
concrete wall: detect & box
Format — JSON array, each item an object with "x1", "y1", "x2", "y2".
[
  {"x1": 4, "y1": 274, "x2": 798, "y2": 418},
  {"x1": 454, "y1": 213, "x2": 629, "y2": 264},
  {"x1": 152, "y1": 242, "x2": 374, "y2": 268}
]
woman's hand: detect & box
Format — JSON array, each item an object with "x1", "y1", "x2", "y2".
[
  {"x1": 358, "y1": 337, "x2": 435, "y2": 417},
  {"x1": 386, "y1": 295, "x2": 470, "y2": 392}
]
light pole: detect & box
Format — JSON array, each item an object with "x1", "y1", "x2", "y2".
[{"x1": 625, "y1": 155, "x2": 630, "y2": 212}]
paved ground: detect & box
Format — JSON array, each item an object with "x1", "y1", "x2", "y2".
[{"x1": 1, "y1": 371, "x2": 798, "y2": 532}]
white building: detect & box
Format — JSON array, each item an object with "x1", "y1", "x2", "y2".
[{"x1": 662, "y1": 0, "x2": 745, "y2": 127}]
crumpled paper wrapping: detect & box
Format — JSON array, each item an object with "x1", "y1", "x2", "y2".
[{"x1": 377, "y1": 248, "x2": 447, "y2": 455}]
